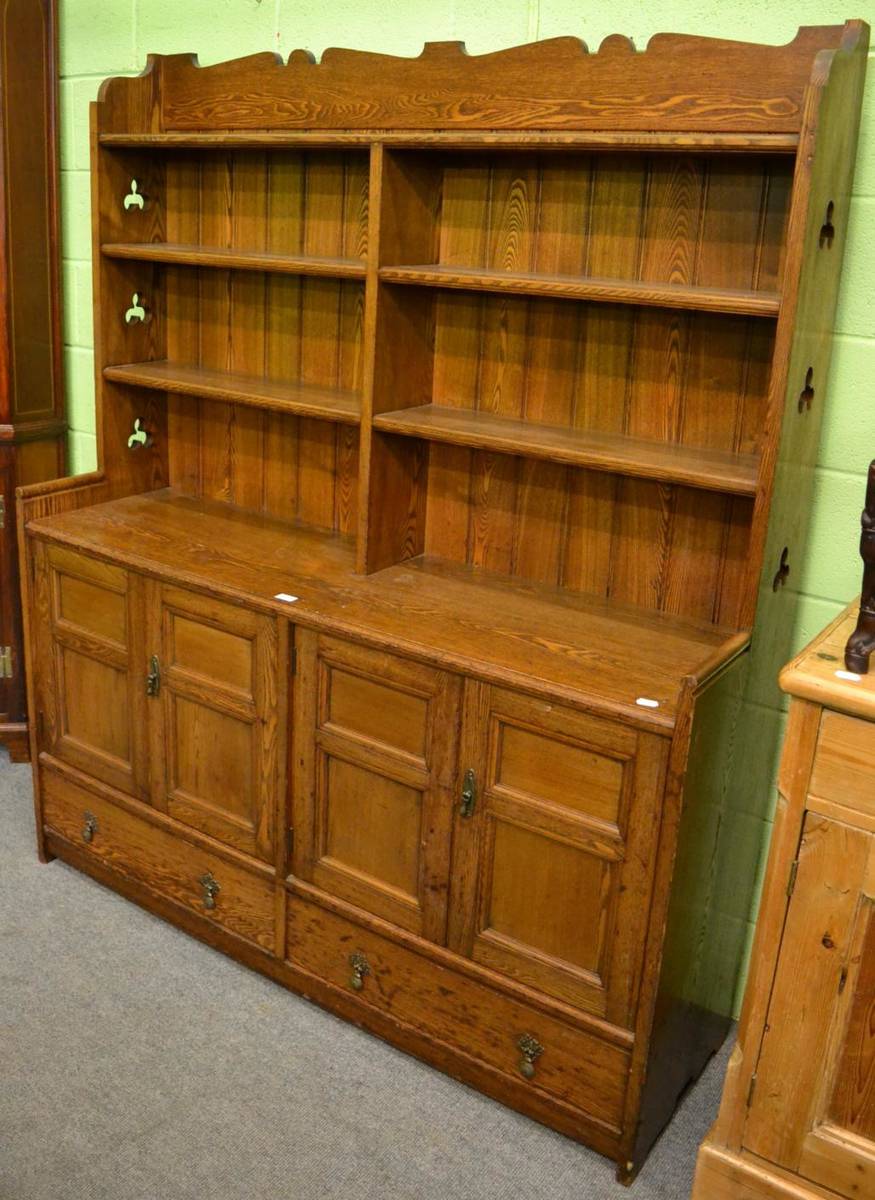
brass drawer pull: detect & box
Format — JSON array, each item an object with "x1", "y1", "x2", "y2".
[
  {"x1": 517, "y1": 1033, "x2": 544, "y2": 1080},
  {"x1": 349, "y1": 951, "x2": 370, "y2": 991},
  {"x1": 199, "y1": 871, "x2": 220, "y2": 910},
  {"x1": 82, "y1": 812, "x2": 98, "y2": 843}
]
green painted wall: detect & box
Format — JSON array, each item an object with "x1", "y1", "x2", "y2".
[{"x1": 58, "y1": 2, "x2": 875, "y2": 1006}]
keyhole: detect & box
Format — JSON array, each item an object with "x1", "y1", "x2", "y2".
[
  {"x1": 772, "y1": 546, "x2": 790, "y2": 592},
  {"x1": 798, "y1": 367, "x2": 815, "y2": 413},
  {"x1": 819, "y1": 201, "x2": 835, "y2": 248}
]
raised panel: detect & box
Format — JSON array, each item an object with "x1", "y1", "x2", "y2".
[
  {"x1": 60, "y1": 648, "x2": 131, "y2": 764},
  {"x1": 495, "y1": 722, "x2": 624, "y2": 826},
  {"x1": 325, "y1": 667, "x2": 428, "y2": 760},
  {"x1": 321, "y1": 754, "x2": 423, "y2": 901},
  {"x1": 744, "y1": 815, "x2": 873, "y2": 1173},
  {"x1": 57, "y1": 573, "x2": 127, "y2": 646},
  {"x1": 487, "y1": 820, "x2": 608, "y2": 975},
  {"x1": 169, "y1": 613, "x2": 253, "y2": 694},
  {"x1": 170, "y1": 697, "x2": 254, "y2": 822}
]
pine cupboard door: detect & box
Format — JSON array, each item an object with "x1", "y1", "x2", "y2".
[
  {"x1": 146, "y1": 582, "x2": 279, "y2": 863},
  {"x1": 448, "y1": 684, "x2": 669, "y2": 1025},
  {"x1": 744, "y1": 814, "x2": 875, "y2": 1196},
  {"x1": 30, "y1": 541, "x2": 149, "y2": 798},
  {"x1": 291, "y1": 631, "x2": 462, "y2": 942}
]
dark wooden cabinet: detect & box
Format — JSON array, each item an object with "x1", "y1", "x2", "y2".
[
  {"x1": 18, "y1": 26, "x2": 867, "y2": 1182},
  {"x1": 0, "y1": 0, "x2": 66, "y2": 760}
]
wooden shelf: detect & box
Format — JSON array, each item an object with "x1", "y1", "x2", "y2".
[
  {"x1": 379, "y1": 264, "x2": 780, "y2": 316},
  {"x1": 103, "y1": 361, "x2": 362, "y2": 424},
  {"x1": 373, "y1": 405, "x2": 758, "y2": 495},
  {"x1": 27, "y1": 488, "x2": 744, "y2": 730},
  {"x1": 98, "y1": 131, "x2": 800, "y2": 153},
  {"x1": 102, "y1": 242, "x2": 367, "y2": 279}
]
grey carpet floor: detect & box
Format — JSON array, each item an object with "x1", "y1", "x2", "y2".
[{"x1": 0, "y1": 750, "x2": 729, "y2": 1199}]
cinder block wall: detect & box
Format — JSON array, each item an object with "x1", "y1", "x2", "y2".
[{"x1": 58, "y1": 1, "x2": 875, "y2": 1009}]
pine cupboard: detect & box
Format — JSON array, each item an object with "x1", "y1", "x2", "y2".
[
  {"x1": 17, "y1": 27, "x2": 868, "y2": 1181},
  {"x1": 692, "y1": 604, "x2": 875, "y2": 1200}
]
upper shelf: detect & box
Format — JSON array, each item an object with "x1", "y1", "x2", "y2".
[
  {"x1": 102, "y1": 242, "x2": 367, "y2": 279},
  {"x1": 98, "y1": 130, "x2": 801, "y2": 153},
  {"x1": 104, "y1": 360, "x2": 362, "y2": 424},
  {"x1": 373, "y1": 404, "x2": 759, "y2": 496},
  {"x1": 379, "y1": 265, "x2": 781, "y2": 317}
]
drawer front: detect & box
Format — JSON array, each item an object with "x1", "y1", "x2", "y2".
[
  {"x1": 810, "y1": 711, "x2": 875, "y2": 817},
  {"x1": 287, "y1": 895, "x2": 630, "y2": 1132},
  {"x1": 42, "y1": 766, "x2": 275, "y2": 952}
]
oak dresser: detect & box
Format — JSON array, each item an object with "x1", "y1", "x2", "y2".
[{"x1": 17, "y1": 26, "x2": 868, "y2": 1181}]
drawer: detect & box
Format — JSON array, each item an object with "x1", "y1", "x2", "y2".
[
  {"x1": 42, "y1": 767, "x2": 276, "y2": 952},
  {"x1": 287, "y1": 895, "x2": 630, "y2": 1132},
  {"x1": 810, "y1": 711, "x2": 875, "y2": 817}
]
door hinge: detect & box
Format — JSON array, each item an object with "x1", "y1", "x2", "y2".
[
  {"x1": 0, "y1": 494, "x2": 5, "y2": 529},
  {"x1": 747, "y1": 1073, "x2": 758, "y2": 1107},
  {"x1": 787, "y1": 859, "x2": 799, "y2": 898},
  {"x1": 0, "y1": 646, "x2": 12, "y2": 679}
]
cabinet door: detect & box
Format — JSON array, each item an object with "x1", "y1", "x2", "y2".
[
  {"x1": 147, "y1": 583, "x2": 280, "y2": 863},
  {"x1": 744, "y1": 813, "x2": 875, "y2": 1195},
  {"x1": 291, "y1": 631, "x2": 461, "y2": 942},
  {"x1": 449, "y1": 684, "x2": 668, "y2": 1025},
  {"x1": 31, "y1": 541, "x2": 149, "y2": 798}
]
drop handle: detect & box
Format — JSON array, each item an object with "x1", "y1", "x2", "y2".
[
  {"x1": 199, "y1": 872, "x2": 220, "y2": 911},
  {"x1": 349, "y1": 951, "x2": 370, "y2": 991},
  {"x1": 517, "y1": 1033, "x2": 544, "y2": 1080},
  {"x1": 82, "y1": 812, "x2": 98, "y2": 843},
  {"x1": 459, "y1": 768, "x2": 476, "y2": 818}
]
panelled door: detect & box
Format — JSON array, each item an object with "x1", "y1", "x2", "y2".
[
  {"x1": 145, "y1": 582, "x2": 279, "y2": 863},
  {"x1": 292, "y1": 630, "x2": 461, "y2": 942},
  {"x1": 744, "y1": 813, "x2": 875, "y2": 1196},
  {"x1": 448, "y1": 683, "x2": 669, "y2": 1025},
  {"x1": 31, "y1": 541, "x2": 149, "y2": 798}
]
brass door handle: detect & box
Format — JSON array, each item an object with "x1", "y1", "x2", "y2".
[
  {"x1": 82, "y1": 812, "x2": 98, "y2": 843},
  {"x1": 146, "y1": 655, "x2": 160, "y2": 697},
  {"x1": 460, "y1": 768, "x2": 476, "y2": 818},
  {"x1": 517, "y1": 1033, "x2": 544, "y2": 1080},
  {"x1": 199, "y1": 872, "x2": 220, "y2": 910},
  {"x1": 349, "y1": 951, "x2": 370, "y2": 991}
]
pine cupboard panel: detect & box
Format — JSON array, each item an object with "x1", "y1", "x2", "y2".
[
  {"x1": 18, "y1": 26, "x2": 867, "y2": 1186},
  {"x1": 693, "y1": 602, "x2": 875, "y2": 1200}
]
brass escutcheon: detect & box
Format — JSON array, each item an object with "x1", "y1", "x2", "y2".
[
  {"x1": 348, "y1": 951, "x2": 370, "y2": 991},
  {"x1": 516, "y1": 1033, "x2": 544, "y2": 1080},
  {"x1": 199, "y1": 871, "x2": 220, "y2": 910},
  {"x1": 82, "y1": 812, "x2": 98, "y2": 843}
]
